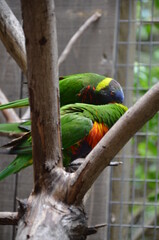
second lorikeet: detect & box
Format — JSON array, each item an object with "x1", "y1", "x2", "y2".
[
  {"x1": 0, "y1": 73, "x2": 124, "y2": 110},
  {"x1": 0, "y1": 103, "x2": 128, "y2": 180}
]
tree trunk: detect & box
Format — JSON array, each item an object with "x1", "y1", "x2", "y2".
[
  {"x1": 16, "y1": 1, "x2": 76, "y2": 239},
  {"x1": 16, "y1": 170, "x2": 89, "y2": 240},
  {"x1": 16, "y1": 1, "x2": 94, "y2": 239}
]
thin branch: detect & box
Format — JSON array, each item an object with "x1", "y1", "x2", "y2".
[
  {"x1": 0, "y1": 89, "x2": 20, "y2": 123},
  {"x1": 0, "y1": 0, "x2": 26, "y2": 73},
  {"x1": 0, "y1": 1, "x2": 28, "y2": 122},
  {"x1": 58, "y1": 11, "x2": 101, "y2": 67},
  {"x1": 0, "y1": 212, "x2": 19, "y2": 225},
  {"x1": 67, "y1": 82, "x2": 159, "y2": 204}
]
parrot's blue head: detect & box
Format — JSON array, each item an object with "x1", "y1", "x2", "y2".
[{"x1": 96, "y1": 78, "x2": 124, "y2": 104}]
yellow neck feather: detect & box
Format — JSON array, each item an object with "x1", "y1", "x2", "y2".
[{"x1": 96, "y1": 78, "x2": 112, "y2": 91}]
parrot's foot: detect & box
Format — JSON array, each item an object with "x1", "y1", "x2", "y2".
[
  {"x1": 66, "y1": 159, "x2": 123, "y2": 172},
  {"x1": 66, "y1": 158, "x2": 85, "y2": 172},
  {"x1": 109, "y1": 161, "x2": 123, "y2": 166}
]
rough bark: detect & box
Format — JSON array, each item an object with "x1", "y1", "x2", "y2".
[
  {"x1": 16, "y1": 169, "x2": 90, "y2": 240},
  {"x1": 0, "y1": 0, "x2": 26, "y2": 73},
  {"x1": 16, "y1": 1, "x2": 89, "y2": 239},
  {"x1": 21, "y1": 0, "x2": 62, "y2": 186}
]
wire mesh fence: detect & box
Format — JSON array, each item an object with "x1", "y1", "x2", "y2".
[{"x1": 108, "y1": 0, "x2": 159, "y2": 239}]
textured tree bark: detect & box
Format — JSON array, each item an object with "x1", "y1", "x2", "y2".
[
  {"x1": 16, "y1": 169, "x2": 91, "y2": 240},
  {"x1": 0, "y1": 0, "x2": 26, "y2": 73},
  {"x1": 16, "y1": 1, "x2": 72, "y2": 239},
  {"x1": 21, "y1": 0, "x2": 62, "y2": 185}
]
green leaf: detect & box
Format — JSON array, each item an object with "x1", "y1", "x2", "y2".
[
  {"x1": 155, "y1": 0, "x2": 159, "y2": 9},
  {"x1": 148, "y1": 190, "x2": 159, "y2": 201},
  {"x1": 138, "y1": 141, "x2": 157, "y2": 157}
]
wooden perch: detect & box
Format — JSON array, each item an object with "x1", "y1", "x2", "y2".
[
  {"x1": 0, "y1": 0, "x2": 26, "y2": 125},
  {"x1": 0, "y1": 88, "x2": 20, "y2": 123},
  {"x1": 0, "y1": 0, "x2": 26, "y2": 73}
]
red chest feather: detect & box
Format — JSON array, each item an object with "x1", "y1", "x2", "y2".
[
  {"x1": 69, "y1": 121, "x2": 109, "y2": 161},
  {"x1": 78, "y1": 85, "x2": 96, "y2": 104},
  {"x1": 86, "y1": 122, "x2": 109, "y2": 148}
]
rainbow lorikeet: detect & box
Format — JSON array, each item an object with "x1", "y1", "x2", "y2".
[
  {"x1": 0, "y1": 73, "x2": 124, "y2": 111},
  {"x1": 0, "y1": 103, "x2": 127, "y2": 180}
]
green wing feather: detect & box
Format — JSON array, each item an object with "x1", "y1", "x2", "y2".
[
  {"x1": 61, "y1": 103, "x2": 128, "y2": 129},
  {"x1": 0, "y1": 154, "x2": 32, "y2": 181},
  {"x1": 0, "y1": 121, "x2": 31, "y2": 134},
  {"x1": 0, "y1": 73, "x2": 105, "y2": 110},
  {"x1": 0, "y1": 132, "x2": 32, "y2": 180},
  {"x1": 0, "y1": 103, "x2": 127, "y2": 180},
  {"x1": 0, "y1": 114, "x2": 93, "y2": 179},
  {"x1": 61, "y1": 113, "x2": 93, "y2": 149},
  {"x1": 0, "y1": 98, "x2": 29, "y2": 110},
  {"x1": 61, "y1": 103, "x2": 127, "y2": 165},
  {"x1": 0, "y1": 122, "x2": 25, "y2": 134},
  {"x1": 59, "y1": 73, "x2": 105, "y2": 106},
  {"x1": 2, "y1": 132, "x2": 32, "y2": 155}
]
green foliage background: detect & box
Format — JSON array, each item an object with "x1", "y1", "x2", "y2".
[{"x1": 132, "y1": 0, "x2": 159, "y2": 225}]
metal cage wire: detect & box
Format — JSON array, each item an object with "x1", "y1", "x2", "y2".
[{"x1": 108, "y1": 0, "x2": 159, "y2": 239}]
